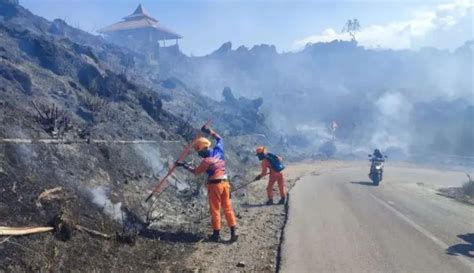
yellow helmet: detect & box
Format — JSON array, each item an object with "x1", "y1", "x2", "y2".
[
  {"x1": 193, "y1": 137, "x2": 211, "y2": 152},
  {"x1": 256, "y1": 146, "x2": 267, "y2": 154}
]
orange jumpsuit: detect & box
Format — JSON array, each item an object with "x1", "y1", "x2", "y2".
[
  {"x1": 188, "y1": 134, "x2": 237, "y2": 231},
  {"x1": 260, "y1": 158, "x2": 286, "y2": 199}
]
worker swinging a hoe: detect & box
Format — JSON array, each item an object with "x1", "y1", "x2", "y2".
[
  {"x1": 254, "y1": 146, "x2": 287, "y2": 205},
  {"x1": 175, "y1": 125, "x2": 238, "y2": 243}
]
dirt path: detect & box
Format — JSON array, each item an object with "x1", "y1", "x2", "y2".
[{"x1": 179, "y1": 160, "x2": 349, "y2": 273}]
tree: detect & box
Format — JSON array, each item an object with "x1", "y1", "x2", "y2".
[
  {"x1": 222, "y1": 87, "x2": 237, "y2": 104},
  {"x1": 342, "y1": 19, "x2": 361, "y2": 42}
]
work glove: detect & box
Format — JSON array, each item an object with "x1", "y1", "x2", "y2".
[
  {"x1": 201, "y1": 125, "x2": 211, "y2": 135},
  {"x1": 175, "y1": 161, "x2": 187, "y2": 167},
  {"x1": 254, "y1": 174, "x2": 262, "y2": 181}
]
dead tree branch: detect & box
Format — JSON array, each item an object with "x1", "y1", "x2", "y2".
[
  {"x1": 75, "y1": 224, "x2": 111, "y2": 240},
  {"x1": 31, "y1": 101, "x2": 72, "y2": 138},
  {"x1": 0, "y1": 236, "x2": 11, "y2": 244},
  {"x1": 177, "y1": 105, "x2": 197, "y2": 140}
]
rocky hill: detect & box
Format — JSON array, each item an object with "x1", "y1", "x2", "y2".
[
  {"x1": 158, "y1": 39, "x2": 474, "y2": 159},
  {"x1": 0, "y1": 1, "x2": 277, "y2": 271}
]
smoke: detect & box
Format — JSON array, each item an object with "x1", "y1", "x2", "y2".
[
  {"x1": 132, "y1": 144, "x2": 189, "y2": 192},
  {"x1": 370, "y1": 92, "x2": 412, "y2": 152},
  {"x1": 133, "y1": 144, "x2": 165, "y2": 175},
  {"x1": 10, "y1": 129, "x2": 38, "y2": 166},
  {"x1": 88, "y1": 186, "x2": 123, "y2": 222},
  {"x1": 161, "y1": 38, "x2": 473, "y2": 161}
]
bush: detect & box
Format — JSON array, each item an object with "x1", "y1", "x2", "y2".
[{"x1": 462, "y1": 174, "x2": 474, "y2": 197}]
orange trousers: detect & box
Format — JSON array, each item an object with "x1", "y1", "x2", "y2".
[
  {"x1": 207, "y1": 181, "x2": 237, "y2": 230},
  {"x1": 267, "y1": 172, "x2": 286, "y2": 199}
]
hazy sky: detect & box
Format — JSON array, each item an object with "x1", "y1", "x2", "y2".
[{"x1": 21, "y1": 0, "x2": 473, "y2": 56}]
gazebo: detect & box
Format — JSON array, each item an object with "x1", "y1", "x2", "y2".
[{"x1": 99, "y1": 4, "x2": 182, "y2": 54}]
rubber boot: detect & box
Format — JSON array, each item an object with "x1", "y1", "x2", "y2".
[
  {"x1": 208, "y1": 230, "x2": 220, "y2": 242},
  {"x1": 230, "y1": 226, "x2": 238, "y2": 242},
  {"x1": 278, "y1": 196, "x2": 286, "y2": 205},
  {"x1": 265, "y1": 198, "x2": 274, "y2": 205}
]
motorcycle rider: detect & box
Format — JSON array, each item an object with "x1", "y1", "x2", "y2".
[
  {"x1": 370, "y1": 149, "x2": 385, "y2": 176},
  {"x1": 373, "y1": 149, "x2": 384, "y2": 160}
]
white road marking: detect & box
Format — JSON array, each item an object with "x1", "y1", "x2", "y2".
[{"x1": 369, "y1": 193, "x2": 474, "y2": 271}]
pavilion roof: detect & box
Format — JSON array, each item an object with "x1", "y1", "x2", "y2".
[{"x1": 98, "y1": 4, "x2": 182, "y2": 40}]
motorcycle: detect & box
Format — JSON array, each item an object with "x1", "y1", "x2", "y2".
[{"x1": 368, "y1": 154, "x2": 387, "y2": 186}]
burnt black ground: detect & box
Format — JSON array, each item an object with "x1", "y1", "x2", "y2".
[{"x1": 0, "y1": 1, "x2": 274, "y2": 272}]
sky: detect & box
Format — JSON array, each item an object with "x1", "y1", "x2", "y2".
[{"x1": 20, "y1": 0, "x2": 473, "y2": 56}]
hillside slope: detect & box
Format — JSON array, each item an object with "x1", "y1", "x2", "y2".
[
  {"x1": 159, "y1": 40, "x2": 474, "y2": 158},
  {"x1": 0, "y1": 1, "x2": 276, "y2": 271}
]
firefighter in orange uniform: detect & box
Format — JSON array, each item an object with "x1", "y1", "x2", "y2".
[
  {"x1": 175, "y1": 125, "x2": 238, "y2": 242},
  {"x1": 254, "y1": 146, "x2": 287, "y2": 205}
]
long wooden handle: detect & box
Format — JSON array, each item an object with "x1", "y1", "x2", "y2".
[
  {"x1": 0, "y1": 226, "x2": 54, "y2": 236},
  {"x1": 145, "y1": 120, "x2": 212, "y2": 202},
  {"x1": 145, "y1": 165, "x2": 178, "y2": 202},
  {"x1": 231, "y1": 172, "x2": 269, "y2": 193}
]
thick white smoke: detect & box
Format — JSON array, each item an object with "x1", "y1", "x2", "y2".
[
  {"x1": 370, "y1": 92, "x2": 413, "y2": 153},
  {"x1": 89, "y1": 186, "x2": 123, "y2": 222}
]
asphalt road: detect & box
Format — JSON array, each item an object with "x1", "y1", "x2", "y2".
[{"x1": 280, "y1": 162, "x2": 474, "y2": 273}]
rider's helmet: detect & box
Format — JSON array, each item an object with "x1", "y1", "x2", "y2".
[{"x1": 373, "y1": 149, "x2": 382, "y2": 158}]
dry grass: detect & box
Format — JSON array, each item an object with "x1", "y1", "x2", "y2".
[{"x1": 462, "y1": 174, "x2": 474, "y2": 198}]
